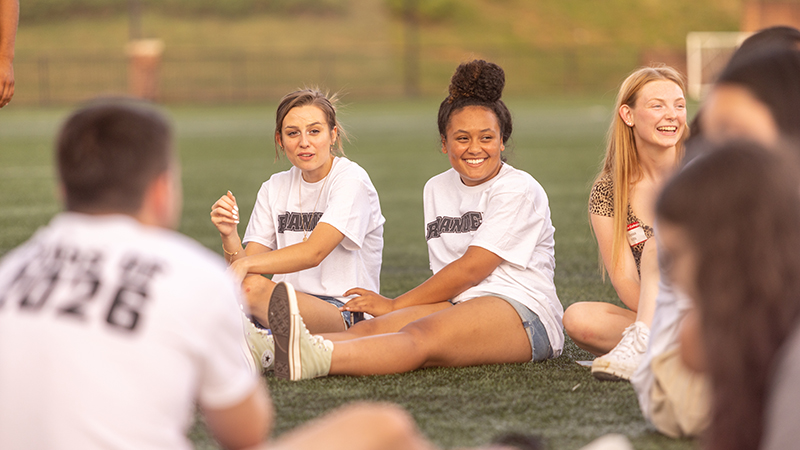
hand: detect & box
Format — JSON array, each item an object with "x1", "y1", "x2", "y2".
[
  {"x1": 0, "y1": 59, "x2": 14, "y2": 108},
  {"x1": 211, "y1": 191, "x2": 239, "y2": 237},
  {"x1": 228, "y1": 258, "x2": 249, "y2": 284},
  {"x1": 342, "y1": 287, "x2": 395, "y2": 317}
]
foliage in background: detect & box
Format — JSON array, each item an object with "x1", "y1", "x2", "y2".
[
  {"x1": 20, "y1": 0, "x2": 348, "y2": 22},
  {"x1": 384, "y1": 0, "x2": 468, "y2": 22},
  {"x1": 13, "y1": 1, "x2": 740, "y2": 104}
]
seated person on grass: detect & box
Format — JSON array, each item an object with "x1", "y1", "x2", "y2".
[
  {"x1": 210, "y1": 88, "x2": 385, "y2": 371},
  {"x1": 247, "y1": 59, "x2": 564, "y2": 381},
  {"x1": 562, "y1": 65, "x2": 688, "y2": 382}
]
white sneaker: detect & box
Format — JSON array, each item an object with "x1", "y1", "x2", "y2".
[
  {"x1": 591, "y1": 321, "x2": 650, "y2": 381},
  {"x1": 241, "y1": 312, "x2": 275, "y2": 373},
  {"x1": 269, "y1": 282, "x2": 333, "y2": 380}
]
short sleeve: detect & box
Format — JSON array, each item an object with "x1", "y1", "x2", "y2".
[
  {"x1": 243, "y1": 182, "x2": 277, "y2": 250},
  {"x1": 589, "y1": 176, "x2": 614, "y2": 217},
  {"x1": 471, "y1": 186, "x2": 549, "y2": 269},
  {"x1": 192, "y1": 274, "x2": 258, "y2": 409},
  {"x1": 320, "y1": 175, "x2": 380, "y2": 252}
]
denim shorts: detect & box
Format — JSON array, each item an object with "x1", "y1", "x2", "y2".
[
  {"x1": 313, "y1": 295, "x2": 364, "y2": 328},
  {"x1": 250, "y1": 294, "x2": 364, "y2": 330},
  {"x1": 456, "y1": 295, "x2": 553, "y2": 362}
]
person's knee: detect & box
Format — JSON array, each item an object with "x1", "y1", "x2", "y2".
[
  {"x1": 563, "y1": 303, "x2": 595, "y2": 344},
  {"x1": 241, "y1": 276, "x2": 273, "y2": 320}
]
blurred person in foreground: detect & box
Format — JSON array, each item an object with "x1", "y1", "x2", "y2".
[
  {"x1": 629, "y1": 41, "x2": 800, "y2": 439},
  {"x1": 656, "y1": 142, "x2": 800, "y2": 450},
  {"x1": 0, "y1": 0, "x2": 17, "y2": 107},
  {"x1": 0, "y1": 99, "x2": 270, "y2": 449}
]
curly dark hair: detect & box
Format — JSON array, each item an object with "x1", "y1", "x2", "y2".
[
  {"x1": 656, "y1": 141, "x2": 800, "y2": 450},
  {"x1": 437, "y1": 59, "x2": 513, "y2": 144}
]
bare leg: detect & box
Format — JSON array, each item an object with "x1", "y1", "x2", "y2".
[
  {"x1": 563, "y1": 302, "x2": 636, "y2": 356},
  {"x1": 242, "y1": 275, "x2": 346, "y2": 333},
  {"x1": 267, "y1": 402, "x2": 437, "y2": 450},
  {"x1": 329, "y1": 297, "x2": 532, "y2": 376},
  {"x1": 323, "y1": 302, "x2": 452, "y2": 342}
]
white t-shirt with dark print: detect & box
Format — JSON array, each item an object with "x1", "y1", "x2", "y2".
[
  {"x1": 244, "y1": 157, "x2": 385, "y2": 302},
  {"x1": 423, "y1": 163, "x2": 564, "y2": 355}
]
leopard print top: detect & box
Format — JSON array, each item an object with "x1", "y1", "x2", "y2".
[{"x1": 588, "y1": 175, "x2": 653, "y2": 274}]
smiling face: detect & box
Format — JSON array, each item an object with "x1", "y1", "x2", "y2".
[
  {"x1": 441, "y1": 106, "x2": 505, "y2": 186},
  {"x1": 701, "y1": 83, "x2": 780, "y2": 146},
  {"x1": 620, "y1": 80, "x2": 687, "y2": 153},
  {"x1": 276, "y1": 105, "x2": 336, "y2": 182}
]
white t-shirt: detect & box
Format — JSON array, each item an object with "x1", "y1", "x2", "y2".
[
  {"x1": 423, "y1": 164, "x2": 564, "y2": 355},
  {"x1": 0, "y1": 213, "x2": 258, "y2": 450},
  {"x1": 630, "y1": 272, "x2": 694, "y2": 420},
  {"x1": 243, "y1": 157, "x2": 385, "y2": 301}
]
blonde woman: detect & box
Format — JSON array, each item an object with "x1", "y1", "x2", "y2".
[{"x1": 563, "y1": 66, "x2": 687, "y2": 381}]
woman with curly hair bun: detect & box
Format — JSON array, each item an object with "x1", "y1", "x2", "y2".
[{"x1": 251, "y1": 59, "x2": 564, "y2": 380}]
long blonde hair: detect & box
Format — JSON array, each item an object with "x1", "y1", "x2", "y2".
[{"x1": 596, "y1": 65, "x2": 687, "y2": 270}]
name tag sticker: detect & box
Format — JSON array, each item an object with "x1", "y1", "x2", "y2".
[{"x1": 627, "y1": 222, "x2": 648, "y2": 246}]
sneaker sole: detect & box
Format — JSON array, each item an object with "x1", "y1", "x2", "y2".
[
  {"x1": 591, "y1": 363, "x2": 630, "y2": 382},
  {"x1": 269, "y1": 282, "x2": 300, "y2": 380}
]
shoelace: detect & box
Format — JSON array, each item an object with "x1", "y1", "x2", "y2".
[
  {"x1": 613, "y1": 323, "x2": 648, "y2": 360},
  {"x1": 310, "y1": 335, "x2": 330, "y2": 351},
  {"x1": 301, "y1": 318, "x2": 332, "y2": 352}
]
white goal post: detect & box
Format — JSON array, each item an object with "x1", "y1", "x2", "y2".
[{"x1": 686, "y1": 31, "x2": 753, "y2": 100}]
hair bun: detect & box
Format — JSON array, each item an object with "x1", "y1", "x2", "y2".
[{"x1": 448, "y1": 60, "x2": 505, "y2": 103}]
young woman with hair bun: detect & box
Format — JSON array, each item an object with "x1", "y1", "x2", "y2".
[{"x1": 254, "y1": 59, "x2": 564, "y2": 380}]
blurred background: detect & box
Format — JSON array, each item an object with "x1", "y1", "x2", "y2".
[{"x1": 12, "y1": 0, "x2": 800, "y2": 106}]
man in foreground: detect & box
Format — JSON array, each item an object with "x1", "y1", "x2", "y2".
[{"x1": 0, "y1": 100, "x2": 270, "y2": 449}]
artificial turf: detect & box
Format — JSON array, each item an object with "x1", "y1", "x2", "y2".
[{"x1": 0, "y1": 98, "x2": 697, "y2": 449}]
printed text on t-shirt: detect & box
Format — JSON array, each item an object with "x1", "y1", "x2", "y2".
[
  {"x1": 426, "y1": 212, "x2": 483, "y2": 240},
  {"x1": 278, "y1": 212, "x2": 324, "y2": 234},
  {"x1": 0, "y1": 245, "x2": 162, "y2": 333}
]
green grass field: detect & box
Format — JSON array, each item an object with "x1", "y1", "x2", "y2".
[{"x1": 0, "y1": 99, "x2": 697, "y2": 450}]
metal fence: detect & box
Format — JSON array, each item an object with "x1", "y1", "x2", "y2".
[{"x1": 12, "y1": 47, "x2": 646, "y2": 106}]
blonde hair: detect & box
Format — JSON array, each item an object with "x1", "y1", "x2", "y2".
[{"x1": 596, "y1": 65, "x2": 687, "y2": 270}]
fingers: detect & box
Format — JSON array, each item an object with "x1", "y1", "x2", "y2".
[
  {"x1": 211, "y1": 192, "x2": 240, "y2": 224},
  {"x1": 344, "y1": 287, "x2": 371, "y2": 297},
  {"x1": 340, "y1": 298, "x2": 366, "y2": 312},
  {"x1": 0, "y1": 82, "x2": 12, "y2": 108}
]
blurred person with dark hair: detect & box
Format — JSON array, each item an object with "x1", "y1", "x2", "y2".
[
  {"x1": 702, "y1": 47, "x2": 800, "y2": 146},
  {"x1": 656, "y1": 142, "x2": 800, "y2": 450},
  {"x1": 0, "y1": 0, "x2": 17, "y2": 107},
  {"x1": 729, "y1": 25, "x2": 800, "y2": 65},
  {"x1": 629, "y1": 31, "x2": 800, "y2": 440},
  {"x1": 683, "y1": 25, "x2": 800, "y2": 155}
]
